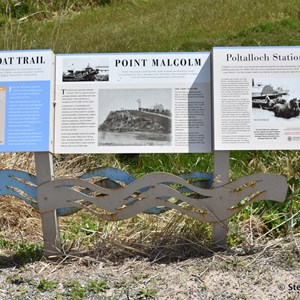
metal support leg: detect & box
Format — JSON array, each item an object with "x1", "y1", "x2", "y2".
[
  {"x1": 35, "y1": 152, "x2": 62, "y2": 257},
  {"x1": 213, "y1": 150, "x2": 230, "y2": 248}
]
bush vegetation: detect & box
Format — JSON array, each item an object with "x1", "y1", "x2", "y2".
[{"x1": 0, "y1": 0, "x2": 300, "y2": 261}]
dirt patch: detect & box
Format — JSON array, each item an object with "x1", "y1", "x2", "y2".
[{"x1": 1, "y1": 235, "x2": 300, "y2": 299}]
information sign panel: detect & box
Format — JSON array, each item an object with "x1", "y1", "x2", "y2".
[
  {"x1": 55, "y1": 52, "x2": 211, "y2": 153},
  {"x1": 213, "y1": 46, "x2": 300, "y2": 150},
  {"x1": 0, "y1": 50, "x2": 55, "y2": 152}
]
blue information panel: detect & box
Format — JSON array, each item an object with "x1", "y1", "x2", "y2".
[{"x1": 0, "y1": 50, "x2": 54, "y2": 152}]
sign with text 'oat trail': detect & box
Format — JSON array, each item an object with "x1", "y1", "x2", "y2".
[{"x1": 0, "y1": 49, "x2": 55, "y2": 153}]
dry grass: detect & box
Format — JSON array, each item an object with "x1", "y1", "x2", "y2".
[
  {"x1": 0, "y1": 0, "x2": 299, "y2": 263},
  {"x1": 0, "y1": 196, "x2": 42, "y2": 243},
  {"x1": 0, "y1": 152, "x2": 213, "y2": 262},
  {"x1": 53, "y1": 154, "x2": 123, "y2": 178},
  {"x1": 0, "y1": 150, "x2": 298, "y2": 262},
  {"x1": 0, "y1": 152, "x2": 36, "y2": 172},
  {"x1": 0, "y1": 153, "x2": 41, "y2": 243},
  {"x1": 59, "y1": 210, "x2": 212, "y2": 263},
  {"x1": 1, "y1": 233, "x2": 300, "y2": 299},
  {"x1": 0, "y1": 153, "x2": 121, "y2": 242}
]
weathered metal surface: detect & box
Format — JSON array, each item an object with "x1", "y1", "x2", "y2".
[
  {"x1": 0, "y1": 166, "x2": 287, "y2": 224},
  {"x1": 81, "y1": 167, "x2": 136, "y2": 183},
  {"x1": 55, "y1": 169, "x2": 213, "y2": 216},
  {"x1": 0, "y1": 157, "x2": 289, "y2": 256},
  {"x1": 0, "y1": 169, "x2": 38, "y2": 208},
  {"x1": 35, "y1": 152, "x2": 61, "y2": 257},
  {"x1": 0, "y1": 167, "x2": 213, "y2": 216},
  {"x1": 213, "y1": 150, "x2": 230, "y2": 247},
  {"x1": 38, "y1": 172, "x2": 288, "y2": 223}
]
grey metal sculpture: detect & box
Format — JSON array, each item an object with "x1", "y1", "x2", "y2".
[{"x1": 0, "y1": 152, "x2": 289, "y2": 257}]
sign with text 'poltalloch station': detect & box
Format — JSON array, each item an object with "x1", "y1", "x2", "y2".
[{"x1": 213, "y1": 46, "x2": 300, "y2": 150}]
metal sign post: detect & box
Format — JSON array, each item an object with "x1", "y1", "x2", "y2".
[
  {"x1": 35, "y1": 152, "x2": 62, "y2": 257},
  {"x1": 213, "y1": 150, "x2": 230, "y2": 248}
]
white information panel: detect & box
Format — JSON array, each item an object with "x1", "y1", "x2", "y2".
[
  {"x1": 213, "y1": 46, "x2": 300, "y2": 150},
  {"x1": 55, "y1": 52, "x2": 211, "y2": 153}
]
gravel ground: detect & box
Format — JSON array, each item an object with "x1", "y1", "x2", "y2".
[{"x1": 1, "y1": 235, "x2": 300, "y2": 300}]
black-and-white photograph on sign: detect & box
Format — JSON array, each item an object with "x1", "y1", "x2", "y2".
[
  {"x1": 62, "y1": 56, "x2": 109, "y2": 82},
  {"x1": 98, "y1": 88, "x2": 172, "y2": 146},
  {"x1": 252, "y1": 78, "x2": 300, "y2": 122}
]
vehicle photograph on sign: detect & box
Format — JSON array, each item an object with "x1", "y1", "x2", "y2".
[
  {"x1": 252, "y1": 78, "x2": 300, "y2": 121},
  {"x1": 61, "y1": 56, "x2": 109, "y2": 82}
]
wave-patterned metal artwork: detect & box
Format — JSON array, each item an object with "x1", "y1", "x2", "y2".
[
  {"x1": 0, "y1": 167, "x2": 288, "y2": 224},
  {"x1": 37, "y1": 171, "x2": 287, "y2": 224},
  {"x1": 0, "y1": 169, "x2": 38, "y2": 209},
  {"x1": 0, "y1": 167, "x2": 215, "y2": 217},
  {"x1": 0, "y1": 166, "x2": 289, "y2": 254}
]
